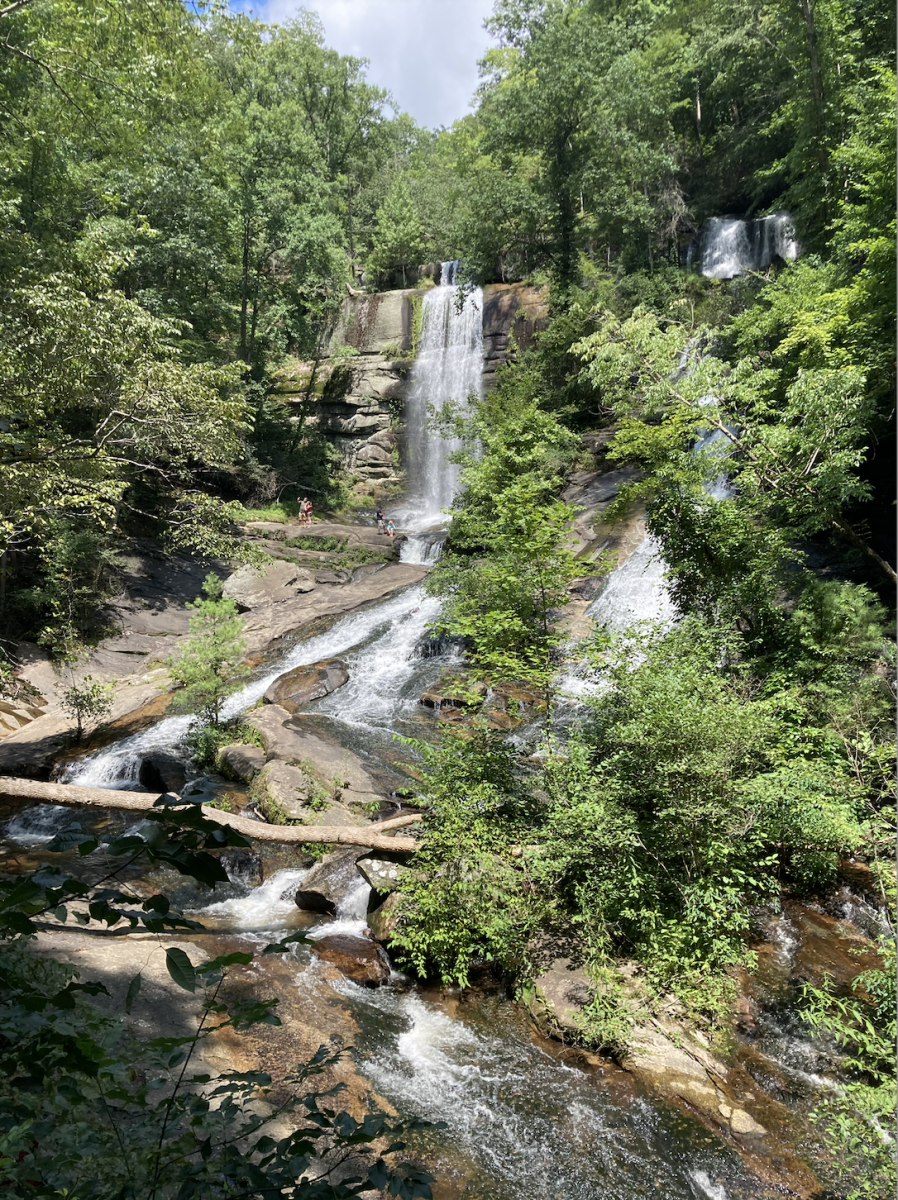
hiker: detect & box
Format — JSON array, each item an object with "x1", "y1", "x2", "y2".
[
  {"x1": 299, "y1": 497, "x2": 309, "y2": 526},
  {"x1": 375, "y1": 506, "x2": 385, "y2": 533},
  {"x1": 303, "y1": 497, "x2": 313, "y2": 525},
  {"x1": 386, "y1": 519, "x2": 395, "y2": 539}
]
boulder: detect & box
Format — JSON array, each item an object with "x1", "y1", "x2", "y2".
[
  {"x1": 368, "y1": 892, "x2": 401, "y2": 943},
  {"x1": 419, "y1": 675, "x2": 487, "y2": 711},
  {"x1": 138, "y1": 752, "x2": 187, "y2": 795},
  {"x1": 252, "y1": 760, "x2": 362, "y2": 826},
  {"x1": 217, "y1": 743, "x2": 266, "y2": 782},
  {"x1": 223, "y1": 561, "x2": 316, "y2": 610},
  {"x1": 357, "y1": 852, "x2": 407, "y2": 904},
  {"x1": 263, "y1": 659, "x2": 349, "y2": 713},
  {"x1": 246, "y1": 705, "x2": 393, "y2": 808},
  {"x1": 294, "y1": 848, "x2": 366, "y2": 915},
  {"x1": 313, "y1": 934, "x2": 391, "y2": 986}
]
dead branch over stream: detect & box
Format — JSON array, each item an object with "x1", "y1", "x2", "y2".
[{"x1": 0, "y1": 777, "x2": 421, "y2": 852}]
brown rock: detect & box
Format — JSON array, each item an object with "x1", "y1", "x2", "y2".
[
  {"x1": 263, "y1": 660, "x2": 349, "y2": 713},
  {"x1": 368, "y1": 892, "x2": 401, "y2": 943},
  {"x1": 313, "y1": 934, "x2": 391, "y2": 986},
  {"x1": 217, "y1": 743, "x2": 267, "y2": 783}
]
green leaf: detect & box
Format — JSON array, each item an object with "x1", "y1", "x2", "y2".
[
  {"x1": 125, "y1": 972, "x2": 142, "y2": 1014},
  {"x1": 165, "y1": 947, "x2": 196, "y2": 992}
]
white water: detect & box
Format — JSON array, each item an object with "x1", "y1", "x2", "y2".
[
  {"x1": 701, "y1": 212, "x2": 799, "y2": 279},
  {"x1": 195, "y1": 867, "x2": 310, "y2": 932},
  {"x1": 65, "y1": 585, "x2": 431, "y2": 789},
  {"x1": 331, "y1": 982, "x2": 746, "y2": 1200},
  {"x1": 308, "y1": 877, "x2": 372, "y2": 940},
  {"x1": 401, "y1": 260, "x2": 483, "y2": 526}
]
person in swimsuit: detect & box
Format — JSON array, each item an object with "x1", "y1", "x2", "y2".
[
  {"x1": 304, "y1": 498, "x2": 313, "y2": 525},
  {"x1": 299, "y1": 497, "x2": 309, "y2": 526},
  {"x1": 386, "y1": 519, "x2": 395, "y2": 538}
]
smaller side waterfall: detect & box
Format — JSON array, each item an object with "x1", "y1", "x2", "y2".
[
  {"x1": 402, "y1": 261, "x2": 483, "y2": 526},
  {"x1": 701, "y1": 213, "x2": 799, "y2": 279}
]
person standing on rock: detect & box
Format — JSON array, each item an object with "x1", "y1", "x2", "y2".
[
  {"x1": 299, "y1": 497, "x2": 309, "y2": 526},
  {"x1": 303, "y1": 497, "x2": 313, "y2": 525},
  {"x1": 376, "y1": 506, "x2": 385, "y2": 533}
]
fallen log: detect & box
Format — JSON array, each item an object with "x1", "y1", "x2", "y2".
[{"x1": 0, "y1": 777, "x2": 421, "y2": 852}]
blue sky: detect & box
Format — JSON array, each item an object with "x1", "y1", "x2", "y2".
[{"x1": 255, "y1": 0, "x2": 496, "y2": 128}]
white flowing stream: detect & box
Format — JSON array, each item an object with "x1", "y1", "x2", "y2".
[{"x1": 5, "y1": 262, "x2": 810, "y2": 1200}]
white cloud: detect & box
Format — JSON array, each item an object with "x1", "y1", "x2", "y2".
[{"x1": 264, "y1": 0, "x2": 495, "y2": 128}]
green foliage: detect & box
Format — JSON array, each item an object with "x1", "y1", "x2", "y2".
[
  {"x1": 800, "y1": 940, "x2": 897, "y2": 1200},
  {"x1": 0, "y1": 803, "x2": 437, "y2": 1198},
  {"x1": 366, "y1": 175, "x2": 427, "y2": 288},
  {"x1": 168, "y1": 575, "x2": 248, "y2": 732},
  {"x1": 59, "y1": 674, "x2": 114, "y2": 742}
]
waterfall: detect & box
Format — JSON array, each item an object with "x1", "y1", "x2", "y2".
[
  {"x1": 402, "y1": 260, "x2": 483, "y2": 526},
  {"x1": 701, "y1": 212, "x2": 799, "y2": 279}
]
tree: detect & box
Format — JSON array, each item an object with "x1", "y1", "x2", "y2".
[
  {"x1": 366, "y1": 175, "x2": 427, "y2": 288},
  {"x1": 167, "y1": 574, "x2": 248, "y2": 734},
  {"x1": 60, "y1": 673, "x2": 113, "y2": 741}
]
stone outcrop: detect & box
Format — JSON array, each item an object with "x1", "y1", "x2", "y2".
[
  {"x1": 263, "y1": 660, "x2": 349, "y2": 712},
  {"x1": 312, "y1": 933, "x2": 391, "y2": 986},
  {"x1": 292, "y1": 848, "x2": 366, "y2": 915},
  {"x1": 270, "y1": 282, "x2": 549, "y2": 489},
  {"x1": 216, "y1": 743, "x2": 266, "y2": 783},
  {"x1": 223, "y1": 561, "x2": 316, "y2": 610},
  {"x1": 246, "y1": 704, "x2": 400, "y2": 812}
]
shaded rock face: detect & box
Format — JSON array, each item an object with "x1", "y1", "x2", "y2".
[
  {"x1": 223, "y1": 561, "x2": 316, "y2": 611},
  {"x1": 481, "y1": 282, "x2": 550, "y2": 392},
  {"x1": 367, "y1": 892, "x2": 401, "y2": 944},
  {"x1": 293, "y1": 849, "x2": 366, "y2": 915},
  {"x1": 217, "y1": 743, "x2": 266, "y2": 783},
  {"x1": 138, "y1": 752, "x2": 187, "y2": 795},
  {"x1": 313, "y1": 934, "x2": 391, "y2": 986},
  {"x1": 263, "y1": 660, "x2": 349, "y2": 713}
]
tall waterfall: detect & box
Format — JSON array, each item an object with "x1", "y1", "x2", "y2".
[
  {"x1": 701, "y1": 212, "x2": 799, "y2": 279},
  {"x1": 402, "y1": 260, "x2": 483, "y2": 526}
]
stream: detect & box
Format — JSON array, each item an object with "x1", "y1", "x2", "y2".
[{"x1": 1, "y1": 261, "x2": 884, "y2": 1199}]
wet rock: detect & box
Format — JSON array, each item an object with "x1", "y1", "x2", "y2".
[
  {"x1": 293, "y1": 849, "x2": 366, "y2": 915},
  {"x1": 263, "y1": 660, "x2": 349, "y2": 713},
  {"x1": 217, "y1": 743, "x2": 266, "y2": 783},
  {"x1": 223, "y1": 561, "x2": 316, "y2": 610},
  {"x1": 138, "y1": 751, "x2": 187, "y2": 794},
  {"x1": 220, "y1": 848, "x2": 263, "y2": 887},
  {"x1": 419, "y1": 675, "x2": 487, "y2": 711},
  {"x1": 313, "y1": 934, "x2": 391, "y2": 986},
  {"x1": 246, "y1": 705, "x2": 395, "y2": 808}
]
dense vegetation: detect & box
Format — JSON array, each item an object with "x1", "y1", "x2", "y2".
[{"x1": 0, "y1": 0, "x2": 894, "y2": 1195}]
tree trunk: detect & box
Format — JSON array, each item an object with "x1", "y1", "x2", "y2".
[
  {"x1": 0, "y1": 777, "x2": 421, "y2": 852},
  {"x1": 239, "y1": 217, "x2": 251, "y2": 363}
]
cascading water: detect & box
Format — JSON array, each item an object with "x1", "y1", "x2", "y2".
[
  {"x1": 401, "y1": 261, "x2": 483, "y2": 527},
  {"x1": 701, "y1": 212, "x2": 799, "y2": 279},
  {"x1": 65, "y1": 585, "x2": 434, "y2": 789}
]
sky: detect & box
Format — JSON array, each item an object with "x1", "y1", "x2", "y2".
[{"x1": 261, "y1": 0, "x2": 496, "y2": 128}]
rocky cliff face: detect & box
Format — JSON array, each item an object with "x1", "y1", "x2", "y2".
[{"x1": 272, "y1": 283, "x2": 549, "y2": 488}]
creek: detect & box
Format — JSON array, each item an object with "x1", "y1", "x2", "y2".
[{"x1": 1, "y1": 261, "x2": 881, "y2": 1199}]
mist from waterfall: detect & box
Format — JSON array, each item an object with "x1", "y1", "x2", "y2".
[{"x1": 401, "y1": 260, "x2": 483, "y2": 527}]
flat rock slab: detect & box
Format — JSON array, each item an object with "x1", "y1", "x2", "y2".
[
  {"x1": 253, "y1": 760, "x2": 363, "y2": 826},
  {"x1": 224, "y1": 561, "x2": 316, "y2": 610},
  {"x1": 240, "y1": 563, "x2": 428, "y2": 653},
  {"x1": 247, "y1": 705, "x2": 398, "y2": 810},
  {"x1": 263, "y1": 659, "x2": 349, "y2": 712}
]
